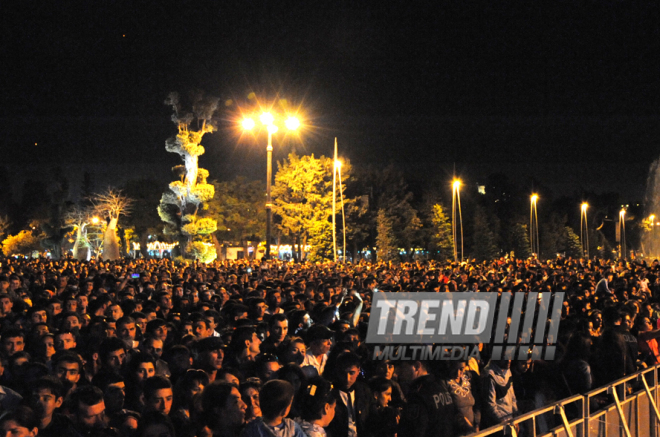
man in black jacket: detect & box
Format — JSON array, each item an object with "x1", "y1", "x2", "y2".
[
  {"x1": 327, "y1": 352, "x2": 371, "y2": 437},
  {"x1": 398, "y1": 359, "x2": 455, "y2": 437}
]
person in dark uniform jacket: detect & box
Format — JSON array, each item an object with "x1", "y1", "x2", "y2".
[
  {"x1": 398, "y1": 359, "x2": 456, "y2": 437},
  {"x1": 326, "y1": 352, "x2": 371, "y2": 437}
]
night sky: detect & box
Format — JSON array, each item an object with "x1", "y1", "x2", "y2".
[{"x1": 3, "y1": 1, "x2": 660, "y2": 200}]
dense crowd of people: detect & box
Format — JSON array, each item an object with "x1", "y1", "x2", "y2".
[{"x1": 1, "y1": 255, "x2": 660, "y2": 437}]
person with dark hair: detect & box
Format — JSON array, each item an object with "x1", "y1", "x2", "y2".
[
  {"x1": 560, "y1": 333, "x2": 594, "y2": 395},
  {"x1": 282, "y1": 337, "x2": 306, "y2": 366},
  {"x1": 171, "y1": 369, "x2": 209, "y2": 434},
  {"x1": 54, "y1": 331, "x2": 77, "y2": 352},
  {"x1": 260, "y1": 314, "x2": 289, "y2": 356},
  {"x1": 143, "y1": 335, "x2": 171, "y2": 379},
  {"x1": 68, "y1": 385, "x2": 108, "y2": 435},
  {"x1": 239, "y1": 378, "x2": 262, "y2": 423},
  {"x1": 240, "y1": 379, "x2": 305, "y2": 437},
  {"x1": 445, "y1": 361, "x2": 480, "y2": 436},
  {"x1": 0, "y1": 405, "x2": 39, "y2": 437},
  {"x1": 117, "y1": 316, "x2": 139, "y2": 351},
  {"x1": 194, "y1": 337, "x2": 225, "y2": 382},
  {"x1": 365, "y1": 377, "x2": 399, "y2": 437},
  {"x1": 481, "y1": 359, "x2": 518, "y2": 428},
  {"x1": 143, "y1": 376, "x2": 173, "y2": 416},
  {"x1": 398, "y1": 359, "x2": 455, "y2": 437},
  {"x1": 30, "y1": 376, "x2": 78, "y2": 437},
  {"x1": 137, "y1": 411, "x2": 175, "y2": 437},
  {"x1": 2, "y1": 328, "x2": 26, "y2": 356},
  {"x1": 201, "y1": 381, "x2": 247, "y2": 437},
  {"x1": 91, "y1": 372, "x2": 126, "y2": 418},
  {"x1": 225, "y1": 326, "x2": 261, "y2": 377},
  {"x1": 255, "y1": 353, "x2": 281, "y2": 382},
  {"x1": 52, "y1": 351, "x2": 83, "y2": 398},
  {"x1": 99, "y1": 337, "x2": 127, "y2": 374},
  {"x1": 299, "y1": 377, "x2": 336, "y2": 437},
  {"x1": 302, "y1": 326, "x2": 333, "y2": 377},
  {"x1": 326, "y1": 352, "x2": 371, "y2": 437}
]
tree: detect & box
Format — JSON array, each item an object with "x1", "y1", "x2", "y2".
[
  {"x1": 0, "y1": 215, "x2": 10, "y2": 241},
  {"x1": 158, "y1": 92, "x2": 219, "y2": 262},
  {"x1": 376, "y1": 209, "x2": 398, "y2": 262},
  {"x1": 208, "y1": 177, "x2": 266, "y2": 259},
  {"x1": 2, "y1": 230, "x2": 41, "y2": 257},
  {"x1": 40, "y1": 170, "x2": 74, "y2": 260},
  {"x1": 472, "y1": 205, "x2": 499, "y2": 261},
  {"x1": 509, "y1": 223, "x2": 531, "y2": 259},
  {"x1": 92, "y1": 189, "x2": 133, "y2": 260},
  {"x1": 347, "y1": 165, "x2": 419, "y2": 260},
  {"x1": 564, "y1": 226, "x2": 583, "y2": 258},
  {"x1": 430, "y1": 204, "x2": 454, "y2": 261},
  {"x1": 66, "y1": 206, "x2": 95, "y2": 261},
  {"x1": 272, "y1": 153, "x2": 352, "y2": 261},
  {"x1": 124, "y1": 178, "x2": 165, "y2": 258}
]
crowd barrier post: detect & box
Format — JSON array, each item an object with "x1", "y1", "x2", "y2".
[{"x1": 608, "y1": 386, "x2": 633, "y2": 437}]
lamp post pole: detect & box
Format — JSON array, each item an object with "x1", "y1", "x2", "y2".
[
  {"x1": 242, "y1": 111, "x2": 300, "y2": 261},
  {"x1": 266, "y1": 129, "x2": 273, "y2": 260}
]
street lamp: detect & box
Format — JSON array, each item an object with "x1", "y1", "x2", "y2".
[
  {"x1": 530, "y1": 194, "x2": 539, "y2": 256},
  {"x1": 452, "y1": 179, "x2": 463, "y2": 262},
  {"x1": 619, "y1": 208, "x2": 626, "y2": 259},
  {"x1": 580, "y1": 203, "x2": 589, "y2": 258},
  {"x1": 242, "y1": 111, "x2": 301, "y2": 259}
]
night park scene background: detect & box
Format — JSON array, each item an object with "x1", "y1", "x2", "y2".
[{"x1": 3, "y1": 1, "x2": 660, "y2": 263}]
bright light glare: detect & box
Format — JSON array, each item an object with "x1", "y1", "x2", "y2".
[
  {"x1": 335, "y1": 160, "x2": 342, "y2": 169},
  {"x1": 651, "y1": 214, "x2": 656, "y2": 222},
  {"x1": 267, "y1": 124, "x2": 278, "y2": 134},
  {"x1": 531, "y1": 194, "x2": 538, "y2": 203},
  {"x1": 285, "y1": 117, "x2": 300, "y2": 131},
  {"x1": 242, "y1": 118, "x2": 256, "y2": 130},
  {"x1": 260, "y1": 112, "x2": 275, "y2": 126},
  {"x1": 452, "y1": 179, "x2": 461, "y2": 190},
  {"x1": 581, "y1": 203, "x2": 588, "y2": 212},
  {"x1": 620, "y1": 208, "x2": 626, "y2": 217},
  {"x1": 91, "y1": 217, "x2": 99, "y2": 224}
]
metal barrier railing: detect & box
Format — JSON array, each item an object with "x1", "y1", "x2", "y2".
[{"x1": 470, "y1": 364, "x2": 660, "y2": 437}]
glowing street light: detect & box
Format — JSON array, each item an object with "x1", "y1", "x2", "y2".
[
  {"x1": 452, "y1": 179, "x2": 463, "y2": 262},
  {"x1": 580, "y1": 203, "x2": 589, "y2": 258},
  {"x1": 530, "y1": 194, "x2": 540, "y2": 256},
  {"x1": 241, "y1": 110, "x2": 301, "y2": 259},
  {"x1": 619, "y1": 208, "x2": 627, "y2": 259},
  {"x1": 91, "y1": 216, "x2": 100, "y2": 224}
]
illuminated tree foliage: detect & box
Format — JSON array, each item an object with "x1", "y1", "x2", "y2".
[
  {"x1": 2, "y1": 230, "x2": 41, "y2": 257},
  {"x1": 430, "y1": 204, "x2": 454, "y2": 261},
  {"x1": 376, "y1": 209, "x2": 398, "y2": 262},
  {"x1": 66, "y1": 206, "x2": 95, "y2": 261},
  {"x1": 92, "y1": 189, "x2": 133, "y2": 261},
  {"x1": 272, "y1": 153, "x2": 352, "y2": 261},
  {"x1": 158, "y1": 92, "x2": 219, "y2": 262}
]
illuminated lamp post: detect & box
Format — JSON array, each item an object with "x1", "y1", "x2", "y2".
[
  {"x1": 530, "y1": 194, "x2": 539, "y2": 256},
  {"x1": 242, "y1": 112, "x2": 300, "y2": 259},
  {"x1": 452, "y1": 179, "x2": 463, "y2": 262},
  {"x1": 619, "y1": 208, "x2": 626, "y2": 259},
  {"x1": 581, "y1": 203, "x2": 589, "y2": 258}
]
